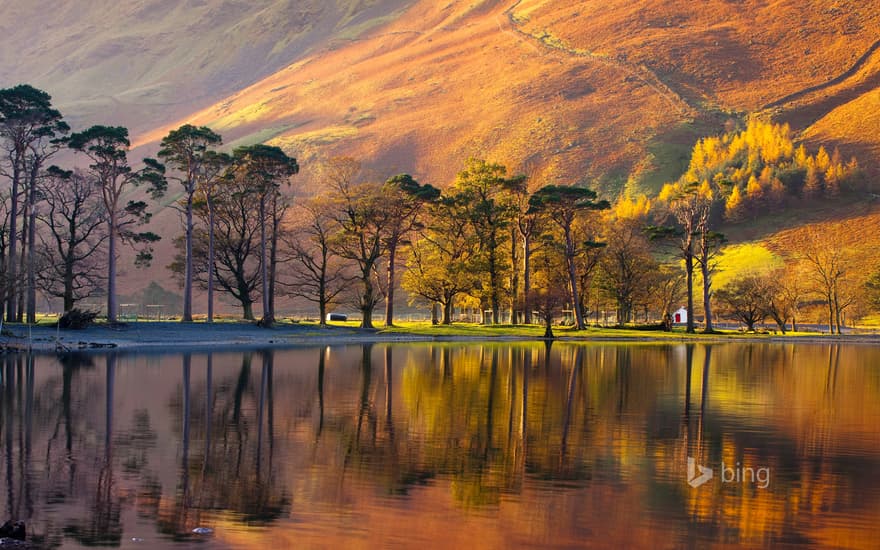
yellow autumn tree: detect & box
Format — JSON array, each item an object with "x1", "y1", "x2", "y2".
[
  {"x1": 745, "y1": 174, "x2": 763, "y2": 204},
  {"x1": 803, "y1": 159, "x2": 822, "y2": 198},
  {"x1": 612, "y1": 194, "x2": 652, "y2": 221},
  {"x1": 815, "y1": 146, "x2": 831, "y2": 173},
  {"x1": 725, "y1": 184, "x2": 744, "y2": 220},
  {"x1": 670, "y1": 119, "x2": 859, "y2": 223},
  {"x1": 794, "y1": 144, "x2": 809, "y2": 166}
]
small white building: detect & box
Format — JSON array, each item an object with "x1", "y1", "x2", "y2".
[{"x1": 672, "y1": 307, "x2": 688, "y2": 324}]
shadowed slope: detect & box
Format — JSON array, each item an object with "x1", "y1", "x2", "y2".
[{"x1": 0, "y1": 0, "x2": 416, "y2": 133}]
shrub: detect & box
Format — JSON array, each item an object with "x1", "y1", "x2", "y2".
[{"x1": 58, "y1": 309, "x2": 99, "y2": 329}]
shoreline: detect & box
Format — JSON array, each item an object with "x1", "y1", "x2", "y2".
[{"x1": 2, "y1": 321, "x2": 880, "y2": 353}]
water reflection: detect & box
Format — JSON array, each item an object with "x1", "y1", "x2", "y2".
[{"x1": 0, "y1": 343, "x2": 877, "y2": 548}]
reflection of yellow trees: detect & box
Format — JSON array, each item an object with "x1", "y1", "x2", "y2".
[
  {"x1": 700, "y1": 344, "x2": 880, "y2": 451},
  {"x1": 363, "y1": 342, "x2": 880, "y2": 547},
  {"x1": 402, "y1": 346, "x2": 512, "y2": 506},
  {"x1": 5, "y1": 343, "x2": 880, "y2": 548},
  {"x1": 399, "y1": 344, "x2": 679, "y2": 505},
  {"x1": 672, "y1": 344, "x2": 880, "y2": 548}
]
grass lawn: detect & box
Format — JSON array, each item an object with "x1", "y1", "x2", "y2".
[
  {"x1": 3, "y1": 316, "x2": 851, "y2": 344},
  {"x1": 375, "y1": 321, "x2": 830, "y2": 340}
]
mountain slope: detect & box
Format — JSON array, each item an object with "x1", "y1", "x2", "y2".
[
  {"x1": 136, "y1": 0, "x2": 691, "y2": 195},
  {"x1": 0, "y1": 0, "x2": 416, "y2": 133},
  {"x1": 135, "y1": 0, "x2": 880, "y2": 196},
  {"x1": 5, "y1": 0, "x2": 880, "y2": 302}
]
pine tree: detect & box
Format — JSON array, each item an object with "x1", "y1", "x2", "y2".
[
  {"x1": 794, "y1": 144, "x2": 809, "y2": 166},
  {"x1": 768, "y1": 177, "x2": 786, "y2": 207}
]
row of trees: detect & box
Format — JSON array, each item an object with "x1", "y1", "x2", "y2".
[
  {"x1": 0, "y1": 85, "x2": 299, "y2": 324},
  {"x1": 272, "y1": 139, "x2": 866, "y2": 334},
  {"x1": 1, "y1": 85, "x2": 871, "y2": 332},
  {"x1": 716, "y1": 231, "x2": 870, "y2": 335},
  {"x1": 280, "y1": 158, "x2": 681, "y2": 335},
  {"x1": 0, "y1": 85, "x2": 166, "y2": 323},
  {"x1": 172, "y1": 154, "x2": 625, "y2": 332}
]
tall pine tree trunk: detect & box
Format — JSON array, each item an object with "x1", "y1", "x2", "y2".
[
  {"x1": 182, "y1": 192, "x2": 194, "y2": 322},
  {"x1": 488, "y1": 243, "x2": 500, "y2": 325},
  {"x1": 701, "y1": 259, "x2": 714, "y2": 332},
  {"x1": 26, "y1": 177, "x2": 37, "y2": 324},
  {"x1": 510, "y1": 227, "x2": 519, "y2": 324},
  {"x1": 206, "y1": 200, "x2": 215, "y2": 323},
  {"x1": 522, "y1": 234, "x2": 532, "y2": 324},
  {"x1": 564, "y1": 227, "x2": 585, "y2": 330},
  {"x1": 17, "y1": 196, "x2": 28, "y2": 323},
  {"x1": 107, "y1": 215, "x2": 118, "y2": 323},
  {"x1": 685, "y1": 247, "x2": 695, "y2": 333},
  {"x1": 268, "y1": 198, "x2": 280, "y2": 323},
  {"x1": 6, "y1": 160, "x2": 20, "y2": 323},
  {"x1": 259, "y1": 196, "x2": 271, "y2": 325},
  {"x1": 384, "y1": 239, "x2": 397, "y2": 326}
]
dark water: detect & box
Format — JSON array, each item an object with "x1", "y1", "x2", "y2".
[{"x1": 1, "y1": 343, "x2": 878, "y2": 549}]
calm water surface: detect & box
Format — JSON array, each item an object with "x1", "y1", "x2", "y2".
[{"x1": 1, "y1": 343, "x2": 878, "y2": 548}]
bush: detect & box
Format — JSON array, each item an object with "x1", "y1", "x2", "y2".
[
  {"x1": 612, "y1": 323, "x2": 668, "y2": 331},
  {"x1": 58, "y1": 309, "x2": 98, "y2": 329}
]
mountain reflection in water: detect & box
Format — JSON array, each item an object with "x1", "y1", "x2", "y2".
[{"x1": 0, "y1": 342, "x2": 878, "y2": 548}]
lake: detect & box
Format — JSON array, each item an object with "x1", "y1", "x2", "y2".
[{"x1": 1, "y1": 342, "x2": 878, "y2": 548}]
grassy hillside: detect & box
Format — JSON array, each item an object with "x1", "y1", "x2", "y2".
[
  {"x1": 135, "y1": 0, "x2": 706, "y2": 196},
  {"x1": 0, "y1": 0, "x2": 416, "y2": 134},
  {"x1": 135, "y1": 0, "x2": 880, "y2": 195}
]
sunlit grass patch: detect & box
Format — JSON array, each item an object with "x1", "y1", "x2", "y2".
[
  {"x1": 380, "y1": 322, "x2": 547, "y2": 337},
  {"x1": 378, "y1": 322, "x2": 833, "y2": 340}
]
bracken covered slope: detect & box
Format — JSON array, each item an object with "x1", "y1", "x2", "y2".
[{"x1": 136, "y1": 0, "x2": 880, "y2": 195}]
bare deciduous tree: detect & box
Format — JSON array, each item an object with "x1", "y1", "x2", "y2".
[
  {"x1": 801, "y1": 230, "x2": 852, "y2": 334},
  {"x1": 281, "y1": 197, "x2": 349, "y2": 325},
  {"x1": 37, "y1": 167, "x2": 107, "y2": 312}
]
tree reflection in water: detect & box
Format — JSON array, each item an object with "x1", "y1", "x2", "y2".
[
  {"x1": 0, "y1": 343, "x2": 877, "y2": 548},
  {"x1": 62, "y1": 353, "x2": 122, "y2": 546}
]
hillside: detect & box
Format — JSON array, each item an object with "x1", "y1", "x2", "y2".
[
  {"x1": 4, "y1": 0, "x2": 879, "y2": 303},
  {"x1": 0, "y1": 0, "x2": 416, "y2": 134},
  {"x1": 136, "y1": 0, "x2": 880, "y2": 195},
  {"x1": 130, "y1": 0, "x2": 880, "y2": 301}
]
